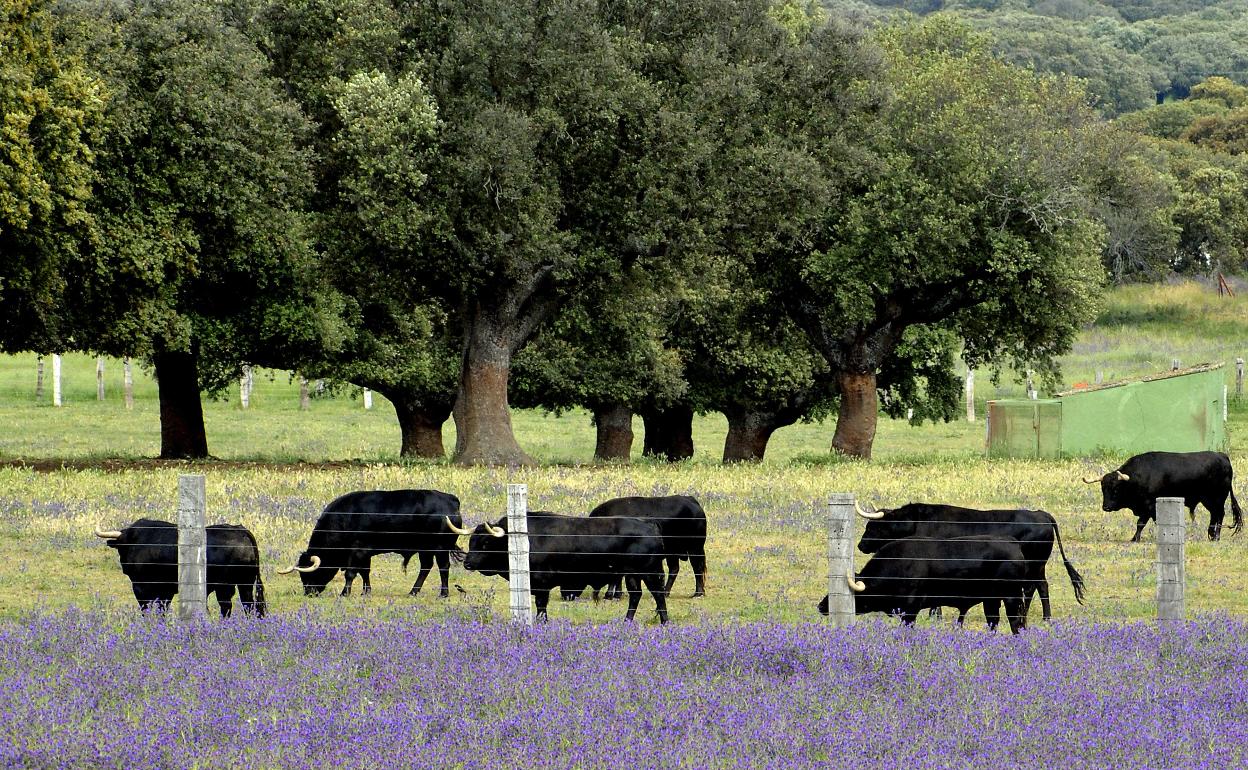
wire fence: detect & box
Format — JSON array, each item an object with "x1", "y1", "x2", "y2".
[{"x1": 76, "y1": 475, "x2": 1215, "y2": 628}]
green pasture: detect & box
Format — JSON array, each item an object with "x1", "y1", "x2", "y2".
[{"x1": 1, "y1": 282, "x2": 1247, "y2": 626}]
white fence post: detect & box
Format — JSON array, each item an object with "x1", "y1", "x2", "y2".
[
  {"x1": 965, "y1": 369, "x2": 975, "y2": 423},
  {"x1": 299, "y1": 376, "x2": 310, "y2": 410},
  {"x1": 35, "y1": 355, "x2": 44, "y2": 400},
  {"x1": 826, "y1": 493, "x2": 857, "y2": 628},
  {"x1": 240, "y1": 366, "x2": 251, "y2": 409},
  {"x1": 96, "y1": 357, "x2": 105, "y2": 401},
  {"x1": 1156, "y1": 496, "x2": 1185, "y2": 623},
  {"x1": 506, "y1": 483, "x2": 533, "y2": 625},
  {"x1": 1026, "y1": 370, "x2": 1037, "y2": 400},
  {"x1": 177, "y1": 474, "x2": 208, "y2": 621},
  {"x1": 123, "y1": 358, "x2": 134, "y2": 410},
  {"x1": 52, "y1": 354, "x2": 62, "y2": 406},
  {"x1": 1237, "y1": 358, "x2": 1244, "y2": 399},
  {"x1": 1171, "y1": 358, "x2": 1181, "y2": 371},
  {"x1": 363, "y1": 388, "x2": 373, "y2": 410}
]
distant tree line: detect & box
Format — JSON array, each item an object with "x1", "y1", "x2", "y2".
[{"x1": 0, "y1": 0, "x2": 1239, "y2": 465}]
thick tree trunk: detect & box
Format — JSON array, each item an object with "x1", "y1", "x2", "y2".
[
  {"x1": 389, "y1": 393, "x2": 451, "y2": 459},
  {"x1": 453, "y1": 312, "x2": 534, "y2": 467},
  {"x1": 722, "y1": 411, "x2": 780, "y2": 463},
  {"x1": 153, "y1": 346, "x2": 209, "y2": 459},
  {"x1": 641, "y1": 405, "x2": 694, "y2": 462},
  {"x1": 832, "y1": 370, "x2": 878, "y2": 459},
  {"x1": 593, "y1": 404, "x2": 634, "y2": 461}
]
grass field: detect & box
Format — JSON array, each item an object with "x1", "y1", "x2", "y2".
[{"x1": 0, "y1": 281, "x2": 1247, "y2": 626}]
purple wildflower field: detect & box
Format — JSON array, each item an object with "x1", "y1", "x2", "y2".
[{"x1": 0, "y1": 610, "x2": 1245, "y2": 769}]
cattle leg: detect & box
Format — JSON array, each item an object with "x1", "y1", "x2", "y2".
[
  {"x1": 1004, "y1": 596, "x2": 1026, "y2": 635},
  {"x1": 662, "y1": 555, "x2": 680, "y2": 597},
  {"x1": 604, "y1": 578, "x2": 623, "y2": 601},
  {"x1": 409, "y1": 552, "x2": 435, "y2": 596},
  {"x1": 359, "y1": 566, "x2": 373, "y2": 595},
  {"x1": 341, "y1": 569, "x2": 356, "y2": 597},
  {"x1": 623, "y1": 575, "x2": 643, "y2": 621},
  {"x1": 646, "y1": 572, "x2": 669, "y2": 624},
  {"x1": 532, "y1": 589, "x2": 551, "y2": 622},
  {"x1": 690, "y1": 551, "x2": 707, "y2": 597},
  {"x1": 436, "y1": 551, "x2": 451, "y2": 597},
  {"x1": 1131, "y1": 516, "x2": 1149, "y2": 543},
  {"x1": 982, "y1": 600, "x2": 1001, "y2": 632},
  {"x1": 1205, "y1": 498, "x2": 1226, "y2": 541},
  {"x1": 213, "y1": 586, "x2": 235, "y2": 617},
  {"x1": 237, "y1": 582, "x2": 257, "y2": 615}
]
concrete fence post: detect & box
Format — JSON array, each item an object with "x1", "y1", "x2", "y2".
[
  {"x1": 52, "y1": 354, "x2": 62, "y2": 407},
  {"x1": 1171, "y1": 358, "x2": 1181, "y2": 371},
  {"x1": 299, "y1": 376, "x2": 310, "y2": 411},
  {"x1": 506, "y1": 484, "x2": 533, "y2": 625},
  {"x1": 35, "y1": 356, "x2": 44, "y2": 400},
  {"x1": 96, "y1": 357, "x2": 105, "y2": 401},
  {"x1": 1095, "y1": 370, "x2": 1104, "y2": 386},
  {"x1": 123, "y1": 358, "x2": 134, "y2": 410},
  {"x1": 363, "y1": 388, "x2": 373, "y2": 410},
  {"x1": 826, "y1": 493, "x2": 857, "y2": 628},
  {"x1": 177, "y1": 474, "x2": 208, "y2": 621},
  {"x1": 965, "y1": 369, "x2": 975, "y2": 423},
  {"x1": 240, "y1": 366, "x2": 251, "y2": 409},
  {"x1": 1026, "y1": 370, "x2": 1037, "y2": 400},
  {"x1": 1237, "y1": 358, "x2": 1244, "y2": 398},
  {"x1": 1156, "y1": 496, "x2": 1185, "y2": 623}
]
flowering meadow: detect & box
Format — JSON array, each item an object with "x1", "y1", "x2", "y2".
[{"x1": 0, "y1": 608, "x2": 1245, "y2": 769}]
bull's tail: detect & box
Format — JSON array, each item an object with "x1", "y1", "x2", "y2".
[
  {"x1": 1231, "y1": 489, "x2": 1243, "y2": 535},
  {"x1": 1053, "y1": 522, "x2": 1086, "y2": 605},
  {"x1": 239, "y1": 527, "x2": 267, "y2": 617},
  {"x1": 253, "y1": 575, "x2": 267, "y2": 618}
]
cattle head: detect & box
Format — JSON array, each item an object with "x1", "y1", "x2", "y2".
[
  {"x1": 816, "y1": 571, "x2": 868, "y2": 616},
  {"x1": 463, "y1": 519, "x2": 507, "y2": 576},
  {"x1": 276, "y1": 552, "x2": 332, "y2": 596},
  {"x1": 855, "y1": 503, "x2": 911, "y2": 554},
  {"x1": 1082, "y1": 470, "x2": 1131, "y2": 512}
]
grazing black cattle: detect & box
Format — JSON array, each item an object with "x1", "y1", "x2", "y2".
[
  {"x1": 95, "y1": 518, "x2": 266, "y2": 616},
  {"x1": 855, "y1": 502, "x2": 1085, "y2": 621},
  {"x1": 1083, "y1": 451, "x2": 1243, "y2": 542},
  {"x1": 584, "y1": 495, "x2": 708, "y2": 600},
  {"x1": 817, "y1": 535, "x2": 1030, "y2": 633},
  {"x1": 277, "y1": 489, "x2": 464, "y2": 597},
  {"x1": 463, "y1": 511, "x2": 669, "y2": 623}
]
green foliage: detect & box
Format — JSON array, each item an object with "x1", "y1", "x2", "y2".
[
  {"x1": 780, "y1": 16, "x2": 1107, "y2": 442},
  {"x1": 56, "y1": 0, "x2": 333, "y2": 390},
  {"x1": 0, "y1": 0, "x2": 103, "y2": 352}
]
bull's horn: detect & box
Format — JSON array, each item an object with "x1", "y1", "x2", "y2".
[
  {"x1": 445, "y1": 516, "x2": 473, "y2": 536},
  {"x1": 846, "y1": 569, "x2": 865, "y2": 593},
  {"x1": 854, "y1": 500, "x2": 884, "y2": 520},
  {"x1": 277, "y1": 555, "x2": 322, "y2": 575},
  {"x1": 486, "y1": 523, "x2": 505, "y2": 538},
  {"x1": 94, "y1": 527, "x2": 122, "y2": 539},
  {"x1": 1081, "y1": 474, "x2": 1101, "y2": 484},
  {"x1": 1116, "y1": 471, "x2": 1130, "y2": 481}
]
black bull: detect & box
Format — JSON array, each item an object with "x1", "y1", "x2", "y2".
[
  {"x1": 819, "y1": 535, "x2": 1030, "y2": 634},
  {"x1": 856, "y1": 502, "x2": 1086, "y2": 620},
  {"x1": 581, "y1": 495, "x2": 708, "y2": 600},
  {"x1": 278, "y1": 489, "x2": 464, "y2": 597},
  {"x1": 95, "y1": 518, "x2": 266, "y2": 616},
  {"x1": 1083, "y1": 451, "x2": 1243, "y2": 542},
  {"x1": 462, "y1": 512, "x2": 669, "y2": 623}
]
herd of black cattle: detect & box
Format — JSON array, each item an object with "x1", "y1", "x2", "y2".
[{"x1": 93, "y1": 450, "x2": 1242, "y2": 632}]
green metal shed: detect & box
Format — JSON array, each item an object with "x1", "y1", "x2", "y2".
[{"x1": 986, "y1": 363, "x2": 1227, "y2": 458}]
